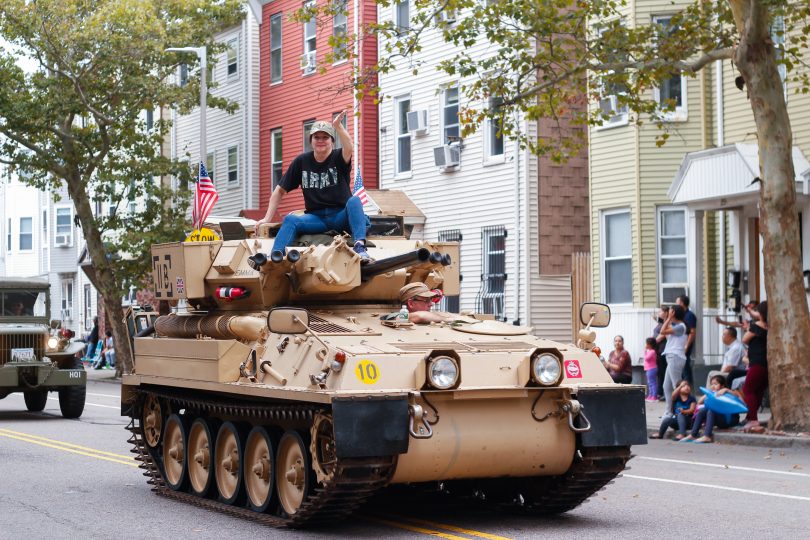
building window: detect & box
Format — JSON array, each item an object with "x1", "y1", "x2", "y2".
[
  {"x1": 332, "y1": 0, "x2": 348, "y2": 61},
  {"x1": 55, "y1": 207, "x2": 72, "y2": 247},
  {"x1": 395, "y1": 96, "x2": 411, "y2": 173},
  {"x1": 61, "y1": 278, "x2": 74, "y2": 321},
  {"x1": 438, "y1": 229, "x2": 461, "y2": 312},
  {"x1": 771, "y1": 16, "x2": 787, "y2": 90},
  {"x1": 603, "y1": 209, "x2": 632, "y2": 304},
  {"x1": 594, "y1": 24, "x2": 629, "y2": 125},
  {"x1": 270, "y1": 13, "x2": 283, "y2": 83},
  {"x1": 477, "y1": 225, "x2": 506, "y2": 320},
  {"x1": 442, "y1": 85, "x2": 459, "y2": 144},
  {"x1": 303, "y1": 119, "x2": 315, "y2": 152},
  {"x1": 486, "y1": 96, "x2": 504, "y2": 158},
  {"x1": 179, "y1": 63, "x2": 189, "y2": 87},
  {"x1": 658, "y1": 207, "x2": 688, "y2": 304},
  {"x1": 652, "y1": 16, "x2": 687, "y2": 120},
  {"x1": 227, "y1": 146, "x2": 238, "y2": 184},
  {"x1": 19, "y1": 217, "x2": 32, "y2": 251},
  {"x1": 395, "y1": 1, "x2": 409, "y2": 34},
  {"x1": 7, "y1": 218, "x2": 11, "y2": 251},
  {"x1": 271, "y1": 129, "x2": 283, "y2": 188},
  {"x1": 227, "y1": 37, "x2": 238, "y2": 78},
  {"x1": 330, "y1": 111, "x2": 347, "y2": 149},
  {"x1": 84, "y1": 284, "x2": 92, "y2": 331},
  {"x1": 206, "y1": 152, "x2": 215, "y2": 184},
  {"x1": 302, "y1": 0, "x2": 317, "y2": 75},
  {"x1": 42, "y1": 209, "x2": 48, "y2": 244}
]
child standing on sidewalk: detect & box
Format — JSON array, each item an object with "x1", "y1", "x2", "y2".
[{"x1": 644, "y1": 338, "x2": 658, "y2": 401}]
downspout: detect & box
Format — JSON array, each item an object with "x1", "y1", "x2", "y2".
[
  {"x1": 716, "y1": 57, "x2": 726, "y2": 314},
  {"x1": 243, "y1": 18, "x2": 251, "y2": 210},
  {"x1": 352, "y1": 0, "x2": 360, "y2": 172},
  {"x1": 523, "y1": 118, "x2": 532, "y2": 327},
  {"x1": 513, "y1": 113, "x2": 521, "y2": 325}
]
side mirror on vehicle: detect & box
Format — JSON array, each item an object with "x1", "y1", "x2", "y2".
[
  {"x1": 580, "y1": 302, "x2": 611, "y2": 328},
  {"x1": 267, "y1": 308, "x2": 309, "y2": 334}
]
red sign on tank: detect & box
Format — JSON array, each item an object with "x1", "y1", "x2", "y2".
[{"x1": 564, "y1": 360, "x2": 582, "y2": 379}]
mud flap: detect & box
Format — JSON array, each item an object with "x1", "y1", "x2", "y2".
[
  {"x1": 575, "y1": 387, "x2": 648, "y2": 447},
  {"x1": 332, "y1": 396, "x2": 410, "y2": 458}
]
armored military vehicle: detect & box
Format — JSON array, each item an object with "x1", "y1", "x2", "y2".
[
  {"x1": 122, "y1": 218, "x2": 646, "y2": 527},
  {"x1": 0, "y1": 277, "x2": 87, "y2": 418}
]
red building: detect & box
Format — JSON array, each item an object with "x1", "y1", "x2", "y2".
[{"x1": 250, "y1": 0, "x2": 378, "y2": 220}]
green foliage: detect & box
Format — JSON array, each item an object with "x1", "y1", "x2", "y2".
[
  {"x1": 301, "y1": 0, "x2": 806, "y2": 160},
  {"x1": 0, "y1": 0, "x2": 243, "y2": 295}
]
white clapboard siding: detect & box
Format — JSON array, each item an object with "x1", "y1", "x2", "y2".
[
  {"x1": 530, "y1": 276, "x2": 574, "y2": 342},
  {"x1": 378, "y1": 6, "x2": 536, "y2": 323}
]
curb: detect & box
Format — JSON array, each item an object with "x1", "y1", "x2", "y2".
[{"x1": 647, "y1": 429, "x2": 810, "y2": 450}]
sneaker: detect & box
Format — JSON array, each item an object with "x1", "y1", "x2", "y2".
[
  {"x1": 353, "y1": 241, "x2": 374, "y2": 263},
  {"x1": 645, "y1": 396, "x2": 658, "y2": 402}
]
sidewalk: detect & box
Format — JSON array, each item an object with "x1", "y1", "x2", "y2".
[{"x1": 644, "y1": 398, "x2": 810, "y2": 449}]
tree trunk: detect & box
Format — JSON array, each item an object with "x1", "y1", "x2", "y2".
[
  {"x1": 65, "y1": 172, "x2": 134, "y2": 376},
  {"x1": 730, "y1": 0, "x2": 810, "y2": 431}
]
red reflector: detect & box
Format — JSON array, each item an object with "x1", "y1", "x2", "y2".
[{"x1": 334, "y1": 351, "x2": 346, "y2": 364}]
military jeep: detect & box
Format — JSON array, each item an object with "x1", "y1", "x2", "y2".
[{"x1": 0, "y1": 277, "x2": 86, "y2": 418}]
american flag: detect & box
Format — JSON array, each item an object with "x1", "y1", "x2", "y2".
[
  {"x1": 192, "y1": 162, "x2": 219, "y2": 230},
  {"x1": 353, "y1": 167, "x2": 368, "y2": 205}
]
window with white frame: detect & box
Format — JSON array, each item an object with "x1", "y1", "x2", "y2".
[
  {"x1": 594, "y1": 24, "x2": 629, "y2": 125},
  {"x1": 270, "y1": 13, "x2": 283, "y2": 83},
  {"x1": 271, "y1": 129, "x2": 283, "y2": 188},
  {"x1": 146, "y1": 109, "x2": 154, "y2": 132},
  {"x1": 55, "y1": 207, "x2": 72, "y2": 247},
  {"x1": 227, "y1": 146, "x2": 238, "y2": 184},
  {"x1": 331, "y1": 111, "x2": 347, "y2": 149},
  {"x1": 302, "y1": 0, "x2": 317, "y2": 75},
  {"x1": 442, "y1": 86, "x2": 460, "y2": 144},
  {"x1": 603, "y1": 209, "x2": 632, "y2": 304},
  {"x1": 41, "y1": 209, "x2": 48, "y2": 244},
  {"x1": 303, "y1": 119, "x2": 315, "y2": 152},
  {"x1": 332, "y1": 0, "x2": 348, "y2": 61},
  {"x1": 7, "y1": 218, "x2": 11, "y2": 251},
  {"x1": 395, "y1": 1, "x2": 409, "y2": 34},
  {"x1": 19, "y1": 217, "x2": 32, "y2": 251},
  {"x1": 652, "y1": 16, "x2": 686, "y2": 119},
  {"x1": 486, "y1": 96, "x2": 504, "y2": 158},
  {"x1": 477, "y1": 225, "x2": 506, "y2": 320},
  {"x1": 395, "y1": 97, "x2": 412, "y2": 174},
  {"x1": 658, "y1": 207, "x2": 688, "y2": 304},
  {"x1": 438, "y1": 229, "x2": 462, "y2": 312},
  {"x1": 61, "y1": 278, "x2": 74, "y2": 320},
  {"x1": 206, "y1": 152, "x2": 215, "y2": 184},
  {"x1": 227, "y1": 38, "x2": 238, "y2": 78},
  {"x1": 84, "y1": 284, "x2": 92, "y2": 330}
]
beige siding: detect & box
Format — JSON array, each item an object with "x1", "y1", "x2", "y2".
[{"x1": 530, "y1": 276, "x2": 573, "y2": 342}]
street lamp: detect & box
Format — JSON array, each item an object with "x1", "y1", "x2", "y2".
[{"x1": 165, "y1": 46, "x2": 207, "y2": 166}]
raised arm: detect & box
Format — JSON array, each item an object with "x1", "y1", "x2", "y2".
[{"x1": 333, "y1": 110, "x2": 352, "y2": 164}]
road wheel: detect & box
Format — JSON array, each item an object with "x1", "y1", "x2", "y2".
[
  {"x1": 58, "y1": 358, "x2": 86, "y2": 418},
  {"x1": 244, "y1": 426, "x2": 275, "y2": 513},
  {"x1": 214, "y1": 421, "x2": 246, "y2": 505},
  {"x1": 141, "y1": 393, "x2": 163, "y2": 449},
  {"x1": 275, "y1": 430, "x2": 313, "y2": 517},
  {"x1": 23, "y1": 389, "x2": 48, "y2": 412},
  {"x1": 163, "y1": 413, "x2": 189, "y2": 491},
  {"x1": 187, "y1": 417, "x2": 219, "y2": 497}
]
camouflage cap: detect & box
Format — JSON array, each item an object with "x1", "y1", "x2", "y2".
[
  {"x1": 399, "y1": 282, "x2": 439, "y2": 303},
  {"x1": 309, "y1": 121, "x2": 336, "y2": 141}
]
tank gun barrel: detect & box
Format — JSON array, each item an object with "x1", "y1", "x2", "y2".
[{"x1": 361, "y1": 248, "x2": 431, "y2": 281}]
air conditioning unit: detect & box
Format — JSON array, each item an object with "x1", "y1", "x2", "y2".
[
  {"x1": 54, "y1": 234, "x2": 70, "y2": 247},
  {"x1": 599, "y1": 95, "x2": 618, "y2": 116},
  {"x1": 300, "y1": 51, "x2": 316, "y2": 73},
  {"x1": 436, "y1": 9, "x2": 457, "y2": 24},
  {"x1": 406, "y1": 110, "x2": 428, "y2": 134},
  {"x1": 433, "y1": 144, "x2": 461, "y2": 168}
]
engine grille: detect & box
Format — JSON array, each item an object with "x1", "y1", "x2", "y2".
[
  {"x1": 0, "y1": 332, "x2": 46, "y2": 365},
  {"x1": 391, "y1": 341, "x2": 537, "y2": 352},
  {"x1": 308, "y1": 314, "x2": 377, "y2": 336}
]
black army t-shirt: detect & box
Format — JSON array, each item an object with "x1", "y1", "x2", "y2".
[{"x1": 279, "y1": 149, "x2": 352, "y2": 211}]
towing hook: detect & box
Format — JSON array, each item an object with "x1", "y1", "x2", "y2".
[
  {"x1": 408, "y1": 403, "x2": 433, "y2": 439},
  {"x1": 563, "y1": 400, "x2": 592, "y2": 433}
]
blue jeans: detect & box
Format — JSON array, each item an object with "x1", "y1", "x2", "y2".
[
  {"x1": 690, "y1": 407, "x2": 739, "y2": 438},
  {"x1": 272, "y1": 196, "x2": 370, "y2": 252},
  {"x1": 658, "y1": 412, "x2": 692, "y2": 438}
]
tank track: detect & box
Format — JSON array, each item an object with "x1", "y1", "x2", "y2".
[{"x1": 126, "y1": 387, "x2": 396, "y2": 528}]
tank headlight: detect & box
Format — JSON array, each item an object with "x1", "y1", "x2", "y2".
[
  {"x1": 47, "y1": 336, "x2": 59, "y2": 350},
  {"x1": 532, "y1": 353, "x2": 562, "y2": 386},
  {"x1": 427, "y1": 356, "x2": 459, "y2": 390}
]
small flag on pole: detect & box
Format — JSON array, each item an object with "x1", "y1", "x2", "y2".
[
  {"x1": 192, "y1": 162, "x2": 219, "y2": 230},
  {"x1": 353, "y1": 167, "x2": 368, "y2": 205}
]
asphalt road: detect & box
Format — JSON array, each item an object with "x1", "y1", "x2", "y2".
[{"x1": 1, "y1": 380, "x2": 809, "y2": 539}]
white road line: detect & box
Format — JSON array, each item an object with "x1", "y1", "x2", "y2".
[
  {"x1": 85, "y1": 392, "x2": 119, "y2": 399},
  {"x1": 44, "y1": 397, "x2": 118, "y2": 409},
  {"x1": 637, "y1": 456, "x2": 810, "y2": 478},
  {"x1": 624, "y1": 474, "x2": 810, "y2": 501}
]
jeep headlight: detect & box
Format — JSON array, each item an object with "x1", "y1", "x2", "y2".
[
  {"x1": 532, "y1": 353, "x2": 562, "y2": 386},
  {"x1": 427, "y1": 356, "x2": 459, "y2": 390},
  {"x1": 47, "y1": 336, "x2": 60, "y2": 350}
]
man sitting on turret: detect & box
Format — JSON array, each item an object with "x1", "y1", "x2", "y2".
[
  {"x1": 382, "y1": 282, "x2": 465, "y2": 325},
  {"x1": 255, "y1": 110, "x2": 372, "y2": 262}
]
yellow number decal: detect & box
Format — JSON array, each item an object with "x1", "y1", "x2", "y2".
[{"x1": 355, "y1": 360, "x2": 380, "y2": 385}]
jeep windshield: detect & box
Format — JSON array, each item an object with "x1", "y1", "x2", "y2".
[{"x1": 0, "y1": 290, "x2": 47, "y2": 317}]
